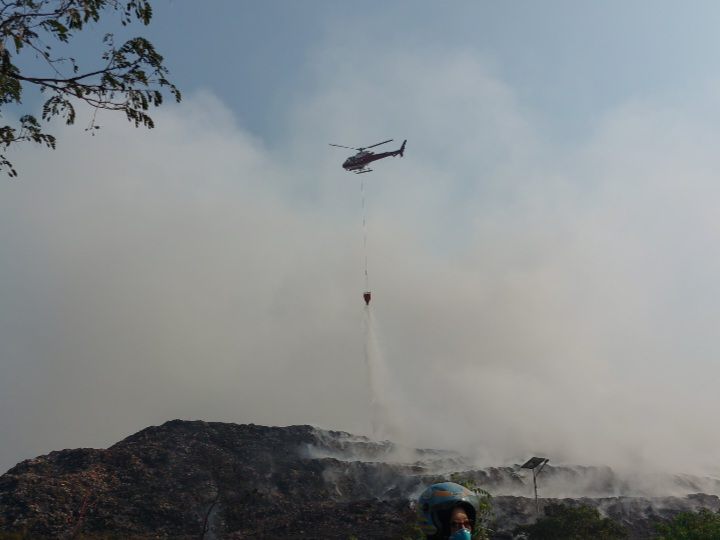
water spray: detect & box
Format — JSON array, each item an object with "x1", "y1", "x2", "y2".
[{"x1": 363, "y1": 306, "x2": 398, "y2": 440}]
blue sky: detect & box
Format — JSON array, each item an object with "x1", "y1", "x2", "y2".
[
  {"x1": 143, "y1": 1, "x2": 720, "y2": 143},
  {"x1": 4, "y1": 1, "x2": 720, "y2": 481}
]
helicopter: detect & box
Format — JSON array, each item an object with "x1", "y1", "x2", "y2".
[{"x1": 330, "y1": 139, "x2": 406, "y2": 174}]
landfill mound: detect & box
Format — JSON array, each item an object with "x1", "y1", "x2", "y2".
[{"x1": 1, "y1": 420, "x2": 718, "y2": 539}]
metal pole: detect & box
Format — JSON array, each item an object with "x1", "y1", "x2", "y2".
[{"x1": 521, "y1": 457, "x2": 548, "y2": 520}]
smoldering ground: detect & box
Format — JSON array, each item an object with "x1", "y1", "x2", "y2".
[{"x1": 2, "y1": 48, "x2": 720, "y2": 487}]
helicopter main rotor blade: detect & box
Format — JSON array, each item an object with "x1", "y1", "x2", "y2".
[
  {"x1": 363, "y1": 139, "x2": 393, "y2": 150},
  {"x1": 329, "y1": 143, "x2": 358, "y2": 150}
]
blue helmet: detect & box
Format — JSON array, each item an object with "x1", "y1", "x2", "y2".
[{"x1": 417, "y1": 482, "x2": 480, "y2": 538}]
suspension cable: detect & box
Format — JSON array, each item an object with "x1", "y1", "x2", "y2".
[{"x1": 361, "y1": 176, "x2": 369, "y2": 292}]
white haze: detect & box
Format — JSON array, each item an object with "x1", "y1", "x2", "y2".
[{"x1": 2, "y1": 47, "x2": 720, "y2": 484}]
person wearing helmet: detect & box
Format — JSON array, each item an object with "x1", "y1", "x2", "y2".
[{"x1": 417, "y1": 481, "x2": 481, "y2": 540}]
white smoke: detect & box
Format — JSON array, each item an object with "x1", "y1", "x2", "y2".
[{"x1": 2, "y1": 44, "x2": 720, "y2": 487}]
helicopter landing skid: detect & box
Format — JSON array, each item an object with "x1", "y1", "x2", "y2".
[{"x1": 355, "y1": 169, "x2": 372, "y2": 174}]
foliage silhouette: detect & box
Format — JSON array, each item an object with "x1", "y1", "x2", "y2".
[
  {"x1": 514, "y1": 503, "x2": 627, "y2": 540},
  {"x1": 655, "y1": 508, "x2": 720, "y2": 540},
  {"x1": 0, "y1": 0, "x2": 180, "y2": 176}
]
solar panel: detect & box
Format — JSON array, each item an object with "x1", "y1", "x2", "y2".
[{"x1": 521, "y1": 457, "x2": 548, "y2": 470}]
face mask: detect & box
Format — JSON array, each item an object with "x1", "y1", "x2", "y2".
[{"x1": 449, "y1": 528, "x2": 472, "y2": 540}]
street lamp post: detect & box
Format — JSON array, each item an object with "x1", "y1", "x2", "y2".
[{"x1": 521, "y1": 456, "x2": 549, "y2": 517}]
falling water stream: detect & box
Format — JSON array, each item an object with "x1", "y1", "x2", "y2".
[{"x1": 363, "y1": 306, "x2": 399, "y2": 440}]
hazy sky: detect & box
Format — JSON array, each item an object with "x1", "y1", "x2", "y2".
[{"x1": 4, "y1": 1, "x2": 720, "y2": 477}]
